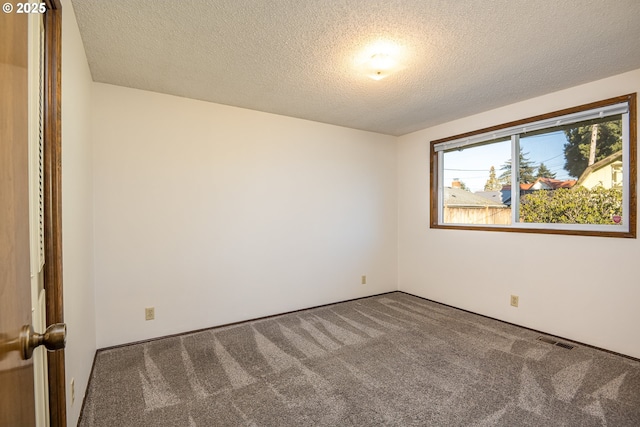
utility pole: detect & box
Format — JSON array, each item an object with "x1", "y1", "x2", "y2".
[{"x1": 588, "y1": 124, "x2": 599, "y2": 166}]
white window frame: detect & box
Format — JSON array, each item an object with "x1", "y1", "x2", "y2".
[{"x1": 430, "y1": 94, "x2": 637, "y2": 238}]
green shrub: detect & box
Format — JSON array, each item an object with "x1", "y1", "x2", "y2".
[{"x1": 520, "y1": 187, "x2": 622, "y2": 224}]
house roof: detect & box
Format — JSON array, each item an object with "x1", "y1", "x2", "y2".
[
  {"x1": 530, "y1": 177, "x2": 577, "y2": 190},
  {"x1": 444, "y1": 188, "x2": 505, "y2": 208},
  {"x1": 473, "y1": 191, "x2": 503, "y2": 204},
  {"x1": 502, "y1": 178, "x2": 577, "y2": 192},
  {"x1": 69, "y1": 1, "x2": 640, "y2": 136}
]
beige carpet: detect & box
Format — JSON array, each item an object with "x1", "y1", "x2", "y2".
[{"x1": 79, "y1": 292, "x2": 640, "y2": 426}]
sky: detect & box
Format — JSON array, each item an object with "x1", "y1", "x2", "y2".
[{"x1": 443, "y1": 130, "x2": 573, "y2": 192}]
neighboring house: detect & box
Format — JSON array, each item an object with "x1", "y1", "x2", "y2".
[
  {"x1": 576, "y1": 151, "x2": 623, "y2": 189},
  {"x1": 529, "y1": 177, "x2": 577, "y2": 190},
  {"x1": 500, "y1": 178, "x2": 577, "y2": 206}
]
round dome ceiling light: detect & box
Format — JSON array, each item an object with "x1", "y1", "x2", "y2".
[
  {"x1": 367, "y1": 53, "x2": 397, "y2": 80},
  {"x1": 353, "y1": 39, "x2": 406, "y2": 81}
]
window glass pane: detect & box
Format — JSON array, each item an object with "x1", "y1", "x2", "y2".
[
  {"x1": 442, "y1": 139, "x2": 511, "y2": 225},
  {"x1": 518, "y1": 116, "x2": 624, "y2": 225}
]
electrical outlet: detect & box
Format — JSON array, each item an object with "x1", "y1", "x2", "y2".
[
  {"x1": 70, "y1": 378, "x2": 75, "y2": 404},
  {"x1": 361, "y1": 275, "x2": 367, "y2": 285},
  {"x1": 510, "y1": 295, "x2": 519, "y2": 307},
  {"x1": 145, "y1": 307, "x2": 155, "y2": 320}
]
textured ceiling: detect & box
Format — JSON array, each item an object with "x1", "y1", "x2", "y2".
[{"x1": 71, "y1": 0, "x2": 640, "y2": 136}]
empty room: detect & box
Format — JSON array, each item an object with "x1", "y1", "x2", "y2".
[{"x1": 2, "y1": 1, "x2": 640, "y2": 426}]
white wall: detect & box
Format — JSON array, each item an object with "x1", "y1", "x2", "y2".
[
  {"x1": 61, "y1": 0, "x2": 96, "y2": 425},
  {"x1": 92, "y1": 84, "x2": 398, "y2": 348},
  {"x1": 397, "y1": 69, "x2": 640, "y2": 358}
]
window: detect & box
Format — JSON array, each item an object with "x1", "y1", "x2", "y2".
[{"x1": 430, "y1": 94, "x2": 636, "y2": 238}]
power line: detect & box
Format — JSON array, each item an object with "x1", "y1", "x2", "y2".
[{"x1": 444, "y1": 168, "x2": 494, "y2": 172}]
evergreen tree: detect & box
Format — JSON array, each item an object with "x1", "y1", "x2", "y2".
[
  {"x1": 484, "y1": 166, "x2": 502, "y2": 191},
  {"x1": 563, "y1": 120, "x2": 622, "y2": 178},
  {"x1": 459, "y1": 181, "x2": 471, "y2": 192},
  {"x1": 535, "y1": 162, "x2": 556, "y2": 179},
  {"x1": 499, "y1": 149, "x2": 536, "y2": 184}
]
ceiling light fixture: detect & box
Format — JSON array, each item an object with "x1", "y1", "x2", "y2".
[
  {"x1": 353, "y1": 39, "x2": 406, "y2": 81},
  {"x1": 367, "y1": 53, "x2": 396, "y2": 80}
]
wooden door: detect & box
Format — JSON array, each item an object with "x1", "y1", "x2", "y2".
[{"x1": 0, "y1": 10, "x2": 37, "y2": 427}]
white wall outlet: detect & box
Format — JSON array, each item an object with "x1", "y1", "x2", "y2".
[
  {"x1": 510, "y1": 295, "x2": 519, "y2": 307},
  {"x1": 145, "y1": 307, "x2": 155, "y2": 320},
  {"x1": 70, "y1": 378, "x2": 75, "y2": 404},
  {"x1": 361, "y1": 275, "x2": 367, "y2": 285}
]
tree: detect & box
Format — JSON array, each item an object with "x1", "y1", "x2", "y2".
[
  {"x1": 563, "y1": 120, "x2": 622, "y2": 178},
  {"x1": 535, "y1": 163, "x2": 556, "y2": 179},
  {"x1": 458, "y1": 181, "x2": 471, "y2": 192},
  {"x1": 484, "y1": 166, "x2": 502, "y2": 191},
  {"x1": 499, "y1": 148, "x2": 536, "y2": 184},
  {"x1": 520, "y1": 187, "x2": 622, "y2": 224}
]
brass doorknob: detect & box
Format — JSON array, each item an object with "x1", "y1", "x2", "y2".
[{"x1": 19, "y1": 323, "x2": 67, "y2": 360}]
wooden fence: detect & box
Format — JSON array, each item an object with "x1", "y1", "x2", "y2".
[{"x1": 444, "y1": 207, "x2": 511, "y2": 225}]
